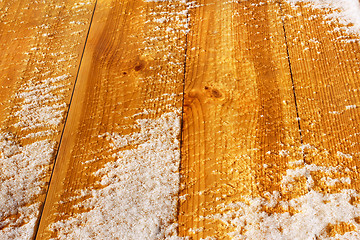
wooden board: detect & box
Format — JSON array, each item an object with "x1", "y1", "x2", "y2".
[
  {"x1": 281, "y1": 1, "x2": 360, "y2": 236},
  {"x1": 0, "y1": 0, "x2": 95, "y2": 238},
  {"x1": 0, "y1": 0, "x2": 95, "y2": 133},
  {"x1": 178, "y1": 0, "x2": 304, "y2": 238},
  {"x1": 35, "y1": 0, "x2": 187, "y2": 239},
  {"x1": 3, "y1": 0, "x2": 360, "y2": 239}
]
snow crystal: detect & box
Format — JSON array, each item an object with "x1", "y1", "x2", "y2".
[
  {"x1": 282, "y1": 163, "x2": 339, "y2": 189},
  {"x1": 321, "y1": 176, "x2": 340, "y2": 186},
  {"x1": 337, "y1": 151, "x2": 353, "y2": 159},
  {"x1": 346, "y1": 105, "x2": 357, "y2": 110},
  {"x1": 279, "y1": 149, "x2": 290, "y2": 157}
]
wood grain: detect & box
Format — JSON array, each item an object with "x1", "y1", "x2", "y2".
[
  {"x1": 0, "y1": 0, "x2": 95, "y2": 134},
  {"x1": 35, "y1": 0, "x2": 187, "y2": 239},
  {"x1": 178, "y1": 0, "x2": 304, "y2": 238},
  {"x1": 0, "y1": 0, "x2": 95, "y2": 237},
  {"x1": 3, "y1": 0, "x2": 360, "y2": 238},
  {"x1": 281, "y1": 1, "x2": 360, "y2": 236}
]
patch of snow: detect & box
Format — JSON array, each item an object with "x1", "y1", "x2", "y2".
[
  {"x1": 0, "y1": 1, "x2": 95, "y2": 237},
  {"x1": 287, "y1": 0, "x2": 360, "y2": 35},
  {"x1": 337, "y1": 151, "x2": 353, "y2": 159},
  {"x1": 216, "y1": 189, "x2": 360, "y2": 240},
  {"x1": 50, "y1": 113, "x2": 184, "y2": 240},
  {"x1": 346, "y1": 105, "x2": 357, "y2": 110},
  {"x1": 0, "y1": 133, "x2": 55, "y2": 239}
]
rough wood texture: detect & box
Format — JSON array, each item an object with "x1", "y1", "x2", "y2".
[
  {"x1": 282, "y1": 1, "x2": 360, "y2": 236},
  {"x1": 0, "y1": 0, "x2": 95, "y2": 237},
  {"x1": 0, "y1": 0, "x2": 95, "y2": 136},
  {"x1": 35, "y1": 0, "x2": 187, "y2": 239},
  {"x1": 178, "y1": 1, "x2": 303, "y2": 238},
  {"x1": 3, "y1": 0, "x2": 360, "y2": 239}
]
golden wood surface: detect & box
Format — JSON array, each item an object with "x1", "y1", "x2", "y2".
[
  {"x1": 0, "y1": 0, "x2": 95, "y2": 237},
  {"x1": 0, "y1": 0, "x2": 95, "y2": 134},
  {"x1": 1, "y1": 0, "x2": 360, "y2": 239},
  {"x1": 282, "y1": 2, "x2": 360, "y2": 236},
  {"x1": 178, "y1": 0, "x2": 303, "y2": 238},
  {"x1": 35, "y1": 0, "x2": 187, "y2": 239}
]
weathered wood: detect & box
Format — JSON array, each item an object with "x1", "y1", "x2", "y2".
[
  {"x1": 35, "y1": 0, "x2": 187, "y2": 239},
  {"x1": 178, "y1": 0, "x2": 303, "y2": 238}
]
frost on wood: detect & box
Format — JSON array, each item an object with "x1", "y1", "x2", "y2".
[
  {"x1": 286, "y1": 0, "x2": 360, "y2": 35},
  {"x1": 0, "y1": 0, "x2": 95, "y2": 238},
  {"x1": 0, "y1": 74, "x2": 71, "y2": 239},
  {"x1": 48, "y1": 0, "x2": 189, "y2": 238},
  {"x1": 50, "y1": 112, "x2": 183, "y2": 240},
  {"x1": 0, "y1": 133, "x2": 55, "y2": 239},
  {"x1": 215, "y1": 156, "x2": 360, "y2": 239},
  {"x1": 0, "y1": 73, "x2": 71, "y2": 238},
  {"x1": 13, "y1": 74, "x2": 69, "y2": 131},
  {"x1": 0, "y1": 72, "x2": 73, "y2": 239},
  {"x1": 216, "y1": 190, "x2": 360, "y2": 240}
]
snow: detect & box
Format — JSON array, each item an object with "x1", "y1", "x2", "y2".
[
  {"x1": 337, "y1": 151, "x2": 353, "y2": 159},
  {"x1": 0, "y1": 1, "x2": 95, "y2": 238},
  {"x1": 0, "y1": 72, "x2": 71, "y2": 238},
  {"x1": 1, "y1": 0, "x2": 360, "y2": 239},
  {"x1": 215, "y1": 157, "x2": 360, "y2": 239},
  {"x1": 0, "y1": 72, "x2": 73, "y2": 237},
  {"x1": 50, "y1": 113, "x2": 184, "y2": 240},
  {"x1": 286, "y1": 0, "x2": 360, "y2": 35},
  {"x1": 13, "y1": 75, "x2": 69, "y2": 131},
  {"x1": 0, "y1": 133, "x2": 55, "y2": 239},
  {"x1": 346, "y1": 105, "x2": 357, "y2": 110},
  {"x1": 216, "y1": 189, "x2": 360, "y2": 240},
  {"x1": 0, "y1": 72, "x2": 68, "y2": 236}
]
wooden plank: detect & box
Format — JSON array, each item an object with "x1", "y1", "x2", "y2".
[
  {"x1": 281, "y1": 1, "x2": 360, "y2": 237},
  {"x1": 0, "y1": 1, "x2": 95, "y2": 238},
  {"x1": 178, "y1": 0, "x2": 304, "y2": 238},
  {"x1": 35, "y1": 0, "x2": 187, "y2": 239}
]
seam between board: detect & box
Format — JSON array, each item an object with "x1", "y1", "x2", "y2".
[
  {"x1": 33, "y1": 1, "x2": 98, "y2": 239},
  {"x1": 278, "y1": 1, "x2": 304, "y2": 147},
  {"x1": 277, "y1": 1, "x2": 313, "y2": 193},
  {"x1": 177, "y1": 0, "x2": 190, "y2": 235}
]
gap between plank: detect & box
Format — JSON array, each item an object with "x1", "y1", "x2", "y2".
[
  {"x1": 278, "y1": 1, "x2": 304, "y2": 146},
  {"x1": 32, "y1": 1, "x2": 98, "y2": 239},
  {"x1": 177, "y1": 1, "x2": 190, "y2": 233},
  {"x1": 278, "y1": 1, "x2": 313, "y2": 192}
]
